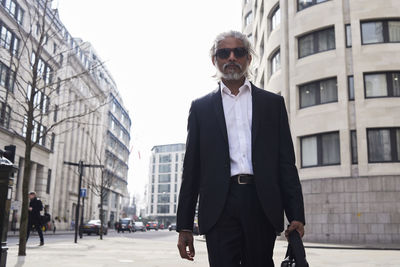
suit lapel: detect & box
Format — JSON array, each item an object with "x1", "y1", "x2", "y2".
[
  {"x1": 212, "y1": 84, "x2": 229, "y2": 144},
  {"x1": 251, "y1": 83, "x2": 261, "y2": 150}
]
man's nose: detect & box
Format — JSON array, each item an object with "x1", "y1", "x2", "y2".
[{"x1": 228, "y1": 51, "x2": 237, "y2": 61}]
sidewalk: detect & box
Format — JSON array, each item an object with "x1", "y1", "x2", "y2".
[
  {"x1": 7, "y1": 230, "x2": 74, "y2": 238},
  {"x1": 5, "y1": 236, "x2": 400, "y2": 267}
]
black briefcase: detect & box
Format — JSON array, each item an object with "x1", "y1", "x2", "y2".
[{"x1": 281, "y1": 230, "x2": 309, "y2": 267}]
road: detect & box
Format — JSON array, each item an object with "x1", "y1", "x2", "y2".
[{"x1": 5, "y1": 230, "x2": 400, "y2": 267}]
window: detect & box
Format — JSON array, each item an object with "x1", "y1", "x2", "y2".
[
  {"x1": 175, "y1": 173, "x2": 178, "y2": 182},
  {"x1": 46, "y1": 169, "x2": 52, "y2": 194},
  {"x1": 158, "y1": 184, "x2": 170, "y2": 193},
  {"x1": 0, "y1": 101, "x2": 11, "y2": 128},
  {"x1": 364, "y1": 72, "x2": 400, "y2": 98},
  {"x1": 367, "y1": 128, "x2": 400, "y2": 163},
  {"x1": 158, "y1": 194, "x2": 170, "y2": 203},
  {"x1": 299, "y1": 77, "x2": 337, "y2": 108},
  {"x1": 158, "y1": 174, "x2": 170, "y2": 183},
  {"x1": 270, "y1": 49, "x2": 280, "y2": 75},
  {"x1": 245, "y1": 12, "x2": 253, "y2": 26},
  {"x1": 298, "y1": 27, "x2": 335, "y2": 58},
  {"x1": 159, "y1": 154, "x2": 171, "y2": 163},
  {"x1": 361, "y1": 20, "x2": 400, "y2": 45},
  {"x1": 159, "y1": 164, "x2": 171, "y2": 173},
  {"x1": 50, "y1": 133, "x2": 55, "y2": 151},
  {"x1": 298, "y1": 0, "x2": 329, "y2": 11},
  {"x1": 0, "y1": 61, "x2": 15, "y2": 92},
  {"x1": 270, "y1": 6, "x2": 280, "y2": 32},
  {"x1": 157, "y1": 205, "x2": 169, "y2": 214},
  {"x1": 350, "y1": 130, "x2": 358, "y2": 164},
  {"x1": 345, "y1": 24, "x2": 352, "y2": 47},
  {"x1": 348, "y1": 76, "x2": 354, "y2": 100},
  {"x1": 0, "y1": 22, "x2": 19, "y2": 55},
  {"x1": 301, "y1": 132, "x2": 340, "y2": 167},
  {"x1": 1, "y1": 0, "x2": 24, "y2": 24}
]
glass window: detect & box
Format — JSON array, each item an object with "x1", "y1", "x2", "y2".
[
  {"x1": 270, "y1": 6, "x2": 280, "y2": 32},
  {"x1": 367, "y1": 129, "x2": 395, "y2": 162},
  {"x1": 348, "y1": 76, "x2": 354, "y2": 100},
  {"x1": 245, "y1": 12, "x2": 253, "y2": 26},
  {"x1": 157, "y1": 205, "x2": 170, "y2": 214},
  {"x1": 158, "y1": 184, "x2": 170, "y2": 193},
  {"x1": 350, "y1": 130, "x2": 358, "y2": 164},
  {"x1": 159, "y1": 164, "x2": 171, "y2": 173},
  {"x1": 361, "y1": 20, "x2": 400, "y2": 44},
  {"x1": 270, "y1": 49, "x2": 280, "y2": 75},
  {"x1": 157, "y1": 194, "x2": 170, "y2": 203},
  {"x1": 298, "y1": 0, "x2": 329, "y2": 11},
  {"x1": 159, "y1": 154, "x2": 171, "y2": 163},
  {"x1": 298, "y1": 27, "x2": 335, "y2": 58},
  {"x1": 299, "y1": 77, "x2": 337, "y2": 108},
  {"x1": 364, "y1": 72, "x2": 400, "y2": 98},
  {"x1": 301, "y1": 132, "x2": 340, "y2": 167},
  {"x1": 345, "y1": 24, "x2": 352, "y2": 47},
  {"x1": 158, "y1": 174, "x2": 171, "y2": 183}
]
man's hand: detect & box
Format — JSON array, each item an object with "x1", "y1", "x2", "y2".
[
  {"x1": 285, "y1": 220, "x2": 304, "y2": 239},
  {"x1": 177, "y1": 231, "x2": 195, "y2": 261},
  {"x1": 29, "y1": 207, "x2": 32, "y2": 211}
]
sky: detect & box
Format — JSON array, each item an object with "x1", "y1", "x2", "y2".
[{"x1": 56, "y1": 0, "x2": 243, "y2": 208}]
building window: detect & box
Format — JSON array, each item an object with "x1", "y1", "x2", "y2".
[
  {"x1": 298, "y1": 0, "x2": 329, "y2": 11},
  {"x1": 0, "y1": 101, "x2": 11, "y2": 128},
  {"x1": 157, "y1": 205, "x2": 170, "y2": 214},
  {"x1": 50, "y1": 133, "x2": 55, "y2": 151},
  {"x1": 174, "y1": 183, "x2": 177, "y2": 193},
  {"x1": 348, "y1": 76, "x2": 354, "y2": 100},
  {"x1": 270, "y1": 5, "x2": 280, "y2": 32},
  {"x1": 0, "y1": 23, "x2": 20, "y2": 55},
  {"x1": 301, "y1": 131, "x2": 340, "y2": 167},
  {"x1": 270, "y1": 49, "x2": 280, "y2": 76},
  {"x1": 299, "y1": 77, "x2": 337, "y2": 108},
  {"x1": 157, "y1": 194, "x2": 170, "y2": 203},
  {"x1": 158, "y1": 184, "x2": 170, "y2": 193},
  {"x1": 367, "y1": 128, "x2": 400, "y2": 163},
  {"x1": 350, "y1": 130, "x2": 358, "y2": 164},
  {"x1": 151, "y1": 185, "x2": 154, "y2": 193},
  {"x1": 364, "y1": 72, "x2": 400, "y2": 98},
  {"x1": 245, "y1": 11, "x2": 253, "y2": 26},
  {"x1": 151, "y1": 194, "x2": 154, "y2": 204},
  {"x1": 159, "y1": 154, "x2": 171, "y2": 163},
  {"x1": 46, "y1": 169, "x2": 52, "y2": 194},
  {"x1": 298, "y1": 27, "x2": 335, "y2": 58},
  {"x1": 361, "y1": 20, "x2": 400, "y2": 45},
  {"x1": 1, "y1": 0, "x2": 24, "y2": 25},
  {"x1": 345, "y1": 24, "x2": 352, "y2": 47},
  {"x1": 158, "y1": 174, "x2": 171, "y2": 183},
  {"x1": 0, "y1": 60, "x2": 16, "y2": 92},
  {"x1": 159, "y1": 164, "x2": 171, "y2": 173}
]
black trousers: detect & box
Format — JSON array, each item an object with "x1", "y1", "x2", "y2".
[
  {"x1": 205, "y1": 183, "x2": 276, "y2": 267},
  {"x1": 27, "y1": 222, "x2": 44, "y2": 243}
]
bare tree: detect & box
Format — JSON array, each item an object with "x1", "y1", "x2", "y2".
[{"x1": 0, "y1": 0, "x2": 109, "y2": 255}]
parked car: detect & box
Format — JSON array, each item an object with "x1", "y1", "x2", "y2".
[
  {"x1": 146, "y1": 221, "x2": 159, "y2": 231},
  {"x1": 117, "y1": 218, "x2": 133, "y2": 233},
  {"x1": 168, "y1": 224, "x2": 177, "y2": 231},
  {"x1": 133, "y1": 221, "x2": 146, "y2": 232},
  {"x1": 80, "y1": 220, "x2": 108, "y2": 235},
  {"x1": 159, "y1": 223, "x2": 165, "y2": 230}
]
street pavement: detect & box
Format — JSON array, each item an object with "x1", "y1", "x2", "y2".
[{"x1": 5, "y1": 230, "x2": 400, "y2": 267}]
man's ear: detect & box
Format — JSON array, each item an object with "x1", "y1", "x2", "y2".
[
  {"x1": 212, "y1": 56, "x2": 216, "y2": 66},
  {"x1": 248, "y1": 54, "x2": 252, "y2": 64}
]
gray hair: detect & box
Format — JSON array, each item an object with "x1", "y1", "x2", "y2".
[{"x1": 210, "y1": 30, "x2": 256, "y2": 79}]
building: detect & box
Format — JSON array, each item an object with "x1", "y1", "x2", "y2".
[
  {"x1": 0, "y1": 0, "x2": 130, "y2": 230},
  {"x1": 242, "y1": 0, "x2": 400, "y2": 244},
  {"x1": 146, "y1": 144, "x2": 185, "y2": 226}
]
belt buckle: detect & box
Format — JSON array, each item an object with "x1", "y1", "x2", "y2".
[{"x1": 238, "y1": 175, "x2": 246, "y2": 185}]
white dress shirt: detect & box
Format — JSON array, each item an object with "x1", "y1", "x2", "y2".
[{"x1": 220, "y1": 79, "x2": 254, "y2": 177}]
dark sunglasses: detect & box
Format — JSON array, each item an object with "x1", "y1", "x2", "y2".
[{"x1": 215, "y1": 47, "x2": 248, "y2": 59}]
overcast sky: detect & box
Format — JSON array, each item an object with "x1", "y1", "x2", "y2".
[{"x1": 56, "y1": 0, "x2": 243, "y2": 208}]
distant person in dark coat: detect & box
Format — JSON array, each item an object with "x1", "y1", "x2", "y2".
[{"x1": 27, "y1": 191, "x2": 44, "y2": 246}]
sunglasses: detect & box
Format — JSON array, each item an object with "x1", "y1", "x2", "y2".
[{"x1": 215, "y1": 47, "x2": 248, "y2": 59}]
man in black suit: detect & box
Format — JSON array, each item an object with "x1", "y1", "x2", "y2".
[
  {"x1": 27, "y1": 191, "x2": 44, "y2": 246},
  {"x1": 177, "y1": 31, "x2": 305, "y2": 267}
]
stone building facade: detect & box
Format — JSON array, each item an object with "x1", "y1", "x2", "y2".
[{"x1": 242, "y1": 0, "x2": 400, "y2": 244}]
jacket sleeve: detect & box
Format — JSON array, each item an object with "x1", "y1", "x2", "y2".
[
  {"x1": 176, "y1": 101, "x2": 201, "y2": 232},
  {"x1": 278, "y1": 97, "x2": 306, "y2": 225}
]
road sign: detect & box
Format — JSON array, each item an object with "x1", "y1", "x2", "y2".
[{"x1": 80, "y1": 188, "x2": 87, "y2": 198}]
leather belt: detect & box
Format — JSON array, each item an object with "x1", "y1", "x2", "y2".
[{"x1": 231, "y1": 174, "x2": 254, "y2": 185}]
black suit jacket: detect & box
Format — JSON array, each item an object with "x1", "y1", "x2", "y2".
[{"x1": 177, "y1": 83, "x2": 305, "y2": 234}]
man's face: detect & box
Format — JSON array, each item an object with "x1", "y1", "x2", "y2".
[
  {"x1": 212, "y1": 37, "x2": 252, "y2": 81},
  {"x1": 29, "y1": 194, "x2": 35, "y2": 200}
]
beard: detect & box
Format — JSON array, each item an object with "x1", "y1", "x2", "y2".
[{"x1": 216, "y1": 61, "x2": 249, "y2": 81}]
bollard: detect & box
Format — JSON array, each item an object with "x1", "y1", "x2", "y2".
[{"x1": 0, "y1": 151, "x2": 18, "y2": 267}]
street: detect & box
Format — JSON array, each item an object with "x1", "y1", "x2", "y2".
[{"x1": 5, "y1": 230, "x2": 400, "y2": 267}]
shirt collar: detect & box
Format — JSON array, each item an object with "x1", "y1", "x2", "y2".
[{"x1": 220, "y1": 79, "x2": 252, "y2": 97}]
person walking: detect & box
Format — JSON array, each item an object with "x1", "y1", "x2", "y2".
[
  {"x1": 176, "y1": 30, "x2": 305, "y2": 267},
  {"x1": 27, "y1": 191, "x2": 44, "y2": 246}
]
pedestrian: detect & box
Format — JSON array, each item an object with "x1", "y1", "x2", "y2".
[
  {"x1": 27, "y1": 191, "x2": 44, "y2": 246},
  {"x1": 176, "y1": 30, "x2": 305, "y2": 267}
]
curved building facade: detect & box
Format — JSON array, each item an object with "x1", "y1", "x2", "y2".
[{"x1": 242, "y1": 0, "x2": 400, "y2": 244}]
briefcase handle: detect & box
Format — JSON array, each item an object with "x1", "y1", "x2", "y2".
[{"x1": 283, "y1": 230, "x2": 309, "y2": 267}]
